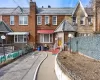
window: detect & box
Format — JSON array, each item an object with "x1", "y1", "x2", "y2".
[
  {"x1": 10, "y1": 16, "x2": 14, "y2": 25},
  {"x1": 40, "y1": 34, "x2": 53, "y2": 43},
  {"x1": 14, "y1": 35, "x2": 27, "y2": 43},
  {"x1": 0, "y1": 16, "x2": 2, "y2": 21},
  {"x1": 19, "y1": 16, "x2": 28, "y2": 25},
  {"x1": 88, "y1": 17, "x2": 92, "y2": 25},
  {"x1": 73, "y1": 17, "x2": 77, "y2": 23},
  {"x1": 80, "y1": 17, "x2": 85, "y2": 25},
  {"x1": 45, "y1": 16, "x2": 49, "y2": 25},
  {"x1": 88, "y1": 17, "x2": 91, "y2": 22},
  {"x1": 37, "y1": 16, "x2": 42, "y2": 25},
  {"x1": 52, "y1": 16, "x2": 57, "y2": 25}
]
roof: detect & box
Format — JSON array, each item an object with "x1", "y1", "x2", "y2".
[
  {"x1": 72, "y1": 1, "x2": 88, "y2": 17},
  {"x1": 54, "y1": 20, "x2": 76, "y2": 32},
  {"x1": 85, "y1": 8, "x2": 93, "y2": 16},
  {"x1": 0, "y1": 6, "x2": 93, "y2": 16},
  {"x1": 0, "y1": 21, "x2": 12, "y2": 32},
  {"x1": 37, "y1": 8, "x2": 74, "y2": 15},
  {"x1": 0, "y1": 6, "x2": 29, "y2": 15}
]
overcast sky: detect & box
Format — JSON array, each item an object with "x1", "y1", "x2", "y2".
[{"x1": 0, "y1": 0, "x2": 90, "y2": 8}]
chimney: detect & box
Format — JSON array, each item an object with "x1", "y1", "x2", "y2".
[
  {"x1": 42, "y1": 6, "x2": 44, "y2": 8},
  {"x1": 48, "y1": 5, "x2": 51, "y2": 8},
  {"x1": 29, "y1": 0, "x2": 36, "y2": 46}
]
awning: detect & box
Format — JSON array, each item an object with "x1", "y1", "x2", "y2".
[
  {"x1": 7, "y1": 32, "x2": 29, "y2": 35},
  {"x1": 37, "y1": 30, "x2": 54, "y2": 34}
]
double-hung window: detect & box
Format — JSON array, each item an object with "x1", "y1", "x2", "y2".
[
  {"x1": 37, "y1": 16, "x2": 42, "y2": 25},
  {"x1": 40, "y1": 34, "x2": 53, "y2": 43},
  {"x1": 10, "y1": 16, "x2": 14, "y2": 25},
  {"x1": 52, "y1": 16, "x2": 57, "y2": 25},
  {"x1": 73, "y1": 17, "x2": 77, "y2": 23},
  {"x1": 0, "y1": 16, "x2": 2, "y2": 21},
  {"x1": 80, "y1": 17, "x2": 85, "y2": 25},
  {"x1": 45, "y1": 16, "x2": 49, "y2": 25},
  {"x1": 14, "y1": 35, "x2": 27, "y2": 43},
  {"x1": 19, "y1": 16, "x2": 28, "y2": 25},
  {"x1": 88, "y1": 17, "x2": 92, "y2": 25}
]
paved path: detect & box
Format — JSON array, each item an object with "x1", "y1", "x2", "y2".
[
  {"x1": 0, "y1": 51, "x2": 47, "y2": 80},
  {"x1": 37, "y1": 52, "x2": 58, "y2": 80}
]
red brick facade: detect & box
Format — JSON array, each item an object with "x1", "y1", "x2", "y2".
[{"x1": 1, "y1": 1, "x2": 66, "y2": 47}]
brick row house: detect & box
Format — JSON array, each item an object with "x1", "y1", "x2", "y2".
[{"x1": 0, "y1": 0, "x2": 96, "y2": 49}]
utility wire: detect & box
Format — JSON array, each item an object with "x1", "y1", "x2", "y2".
[{"x1": 13, "y1": 0, "x2": 20, "y2": 7}]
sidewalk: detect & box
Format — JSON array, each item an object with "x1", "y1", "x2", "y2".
[{"x1": 37, "y1": 52, "x2": 58, "y2": 80}]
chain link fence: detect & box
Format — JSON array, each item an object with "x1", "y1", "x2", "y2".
[{"x1": 68, "y1": 35, "x2": 100, "y2": 60}]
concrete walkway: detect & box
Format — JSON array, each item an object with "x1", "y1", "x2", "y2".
[
  {"x1": 37, "y1": 52, "x2": 58, "y2": 80},
  {"x1": 0, "y1": 52, "x2": 47, "y2": 80}
]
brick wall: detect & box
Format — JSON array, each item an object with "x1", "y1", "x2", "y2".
[
  {"x1": 37, "y1": 15, "x2": 65, "y2": 30},
  {"x1": 36, "y1": 15, "x2": 65, "y2": 46},
  {"x1": 2, "y1": 1, "x2": 36, "y2": 46}
]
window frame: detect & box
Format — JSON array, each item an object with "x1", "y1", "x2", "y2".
[
  {"x1": 40, "y1": 34, "x2": 53, "y2": 43},
  {"x1": 10, "y1": 16, "x2": 14, "y2": 25},
  {"x1": 0, "y1": 16, "x2": 2, "y2": 21},
  {"x1": 19, "y1": 16, "x2": 28, "y2": 25},
  {"x1": 37, "y1": 16, "x2": 42, "y2": 25},
  {"x1": 14, "y1": 35, "x2": 27, "y2": 43},
  {"x1": 80, "y1": 17, "x2": 85, "y2": 25},
  {"x1": 52, "y1": 16, "x2": 57, "y2": 25},
  {"x1": 45, "y1": 16, "x2": 49, "y2": 25}
]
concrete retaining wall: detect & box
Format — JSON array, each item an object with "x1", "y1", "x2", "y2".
[{"x1": 55, "y1": 55, "x2": 71, "y2": 80}]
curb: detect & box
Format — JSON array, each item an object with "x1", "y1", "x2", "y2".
[{"x1": 33, "y1": 53, "x2": 48, "y2": 80}]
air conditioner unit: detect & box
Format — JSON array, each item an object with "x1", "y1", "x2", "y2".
[
  {"x1": 89, "y1": 22, "x2": 93, "y2": 25},
  {"x1": 73, "y1": 22, "x2": 77, "y2": 26},
  {"x1": 45, "y1": 23, "x2": 50, "y2": 25}
]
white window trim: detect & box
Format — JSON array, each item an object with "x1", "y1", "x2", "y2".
[
  {"x1": 88, "y1": 17, "x2": 92, "y2": 25},
  {"x1": 52, "y1": 16, "x2": 57, "y2": 25},
  {"x1": 0, "y1": 16, "x2": 2, "y2": 21},
  {"x1": 14, "y1": 35, "x2": 27, "y2": 43},
  {"x1": 40, "y1": 34, "x2": 53, "y2": 43},
  {"x1": 80, "y1": 17, "x2": 85, "y2": 25},
  {"x1": 45, "y1": 16, "x2": 49, "y2": 25},
  {"x1": 19, "y1": 16, "x2": 28, "y2": 25},
  {"x1": 10, "y1": 16, "x2": 14, "y2": 25},
  {"x1": 37, "y1": 16, "x2": 42, "y2": 25}
]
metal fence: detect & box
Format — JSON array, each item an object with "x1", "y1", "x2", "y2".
[
  {"x1": 0, "y1": 45, "x2": 33, "y2": 63},
  {"x1": 68, "y1": 35, "x2": 100, "y2": 60}
]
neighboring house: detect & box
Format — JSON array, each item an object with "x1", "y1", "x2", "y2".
[
  {"x1": 72, "y1": 1, "x2": 94, "y2": 36},
  {"x1": 0, "y1": 21, "x2": 12, "y2": 44},
  {"x1": 0, "y1": 0, "x2": 95, "y2": 48}
]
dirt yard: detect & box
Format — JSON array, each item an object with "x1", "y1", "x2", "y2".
[{"x1": 58, "y1": 51, "x2": 100, "y2": 80}]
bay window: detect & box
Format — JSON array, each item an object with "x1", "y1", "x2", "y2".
[
  {"x1": 40, "y1": 34, "x2": 53, "y2": 43},
  {"x1": 14, "y1": 35, "x2": 27, "y2": 43}
]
